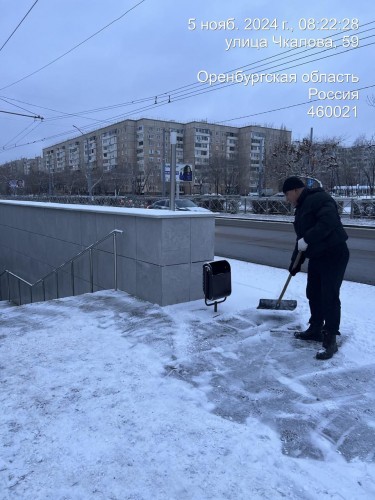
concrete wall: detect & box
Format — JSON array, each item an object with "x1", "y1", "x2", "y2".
[{"x1": 0, "y1": 200, "x2": 215, "y2": 306}]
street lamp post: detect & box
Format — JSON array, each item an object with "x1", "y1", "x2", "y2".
[
  {"x1": 73, "y1": 125, "x2": 93, "y2": 198},
  {"x1": 170, "y1": 131, "x2": 177, "y2": 210},
  {"x1": 48, "y1": 161, "x2": 53, "y2": 195},
  {"x1": 257, "y1": 135, "x2": 265, "y2": 197},
  {"x1": 162, "y1": 128, "x2": 166, "y2": 197},
  {"x1": 367, "y1": 144, "x2": 375, "y2": 197}
]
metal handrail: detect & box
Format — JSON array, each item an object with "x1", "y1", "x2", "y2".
[{"x1": 0, "y1": 229, "x2": 123, "y2": 306}]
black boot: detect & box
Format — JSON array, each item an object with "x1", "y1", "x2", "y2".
[
  {"x1": 294, "y1": 323, "x2": 323, "y2": 341},
  {"x1": 316, "y1": 331, "x2": 339, "y2": 360}
]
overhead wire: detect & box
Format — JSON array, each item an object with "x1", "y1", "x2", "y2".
[
  {"x1": 71, "y1": 22, "x2": 375, "y2": 112},
  {"x1": 155, "y1": 41, "x2": 375, "y2": 107},
  {"x1": 0, "y1": 0, "x2": 39, "y2": 53},
  {"x1": 0, "y1": 109, "x2": 43, "y2": 119},
  {"x1": 0, "y1": 95, "x2": 39, "y2": 116},
  {"x1": 36, "y1": 36, "x2": 375, "y2": 126},
  {"x1": 58, "y1": 37, "x2": 374, "y2": 128},
  {"x1": 217, "y1": 83, "x2": 375, "y2": 124},
  {"x1": 3, "y1": 79, "x2": 374, "y2": 153},
  {"x1": 1, "y1": 23, "x2": 373, "y2": 124},
  {"x1": 0, "y1": 0, "x2": 146, "y2": 91},
  {"x1": 3, "y1": 81, "x2": 374, "y2": 153},
  {"x1": 34, "y1": 26, "x2": 375, "y2": 122},
  {"x1": 1, "y1": 23, "x2": 374, "y2": 152},
  {"x1": 3, "y1": 28, "x2": 371, "y2": 129},
  {"x1": 1, "y1": 21, "x2": 373, "y2": 121},
  {"x1": 2, "y1": 33, "x2": 373, "y2": 129},
  {"x1": 157, "y1": 21, "x2": 375, "y2": 100},
  {"x1": 0, "y1": 94, "x2": 152, "y2": 122},
  {"x1": 0, "y1": 95, "x2": 111, "y2": 125},
  {"x1": 2, "y1": 119, "x2": 42, "y2": 149}
]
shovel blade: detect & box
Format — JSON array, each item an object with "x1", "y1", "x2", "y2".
[{"x1": 257, "y1": 299, "x2": 297, "y2": 311}]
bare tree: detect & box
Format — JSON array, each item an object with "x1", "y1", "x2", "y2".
[
  {"x1": 267, "y1": 137, "x2": 342, "y2": 191},
  {"x1": 352, "y1": 136, "x2": 375, "y2": 195},
  {"x1": 64, "y1": 168, "x2": 87, "y2": 195},
  {"x1": 223, "y1": 156, "x2": 240, "y2": 194},
  {"x1": 200, "y1": 153, "x2": 240, "y2": 195},
  {"x1": 205, "y1": 153, "x2": 224, "y2": 195},
  {"x1": 130, "y1": 161, "x2": 159, "y2": 195},
  {"x1": 0, "y1": 164, "x2": 13, "y2": 195},
  {"x1": 26, "y1": 167, "x2": 49, "y2": 194},
  {"x1": 101, "y1": 161, "x2": 132, "y2": 195}
]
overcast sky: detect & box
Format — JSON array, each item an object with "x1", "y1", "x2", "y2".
[{"x1": 0, "y1": 0, "x2": 374, "y2": 163}]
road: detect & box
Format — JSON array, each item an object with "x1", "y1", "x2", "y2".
[{"x1": 215, "y1": 218, "x2": 375, "y2": 285}]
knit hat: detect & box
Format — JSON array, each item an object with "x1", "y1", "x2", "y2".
[{"x1": 282, "y1": 176, "x2": 305, "y2": 193}]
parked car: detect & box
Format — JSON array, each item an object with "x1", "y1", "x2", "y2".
[{"x1": 147, "y1": 199, "x2": 211, "y2": 212}]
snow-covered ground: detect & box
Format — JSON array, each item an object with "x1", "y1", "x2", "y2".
[{"x1": 1, "y1": 259, "x2": 375, "y2": 499}]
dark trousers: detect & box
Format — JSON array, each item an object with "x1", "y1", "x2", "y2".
[{"x1": 306, "y1": 243, "x2": 350, "y2": 333}]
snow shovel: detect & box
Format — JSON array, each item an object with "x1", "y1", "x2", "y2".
[{"x1": 257, "y1": 251, "x2": 303, "y2": 311}]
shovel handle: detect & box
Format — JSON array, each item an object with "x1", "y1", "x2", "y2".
[
  {"x1": 276, "y1": 251, "x2": 303, "y2": 304},
  {"x1": 291, "y1": 250, "x2": 304, "y2": 272}
]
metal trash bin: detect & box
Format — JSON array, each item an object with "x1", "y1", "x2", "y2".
[{"x1": 203, "y1": 260, "x2": 231, "y2": 312}]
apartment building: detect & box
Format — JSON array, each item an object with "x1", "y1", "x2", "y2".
[
  {"x1": 42, "y1": 118, "x2": 291, "y2": 195},
  {"x1": 334, "y1": 144, "x2": 375, "y2": 194},
  {"x1": 0, "y1": 156, "x2": 43, "y2": 176}
]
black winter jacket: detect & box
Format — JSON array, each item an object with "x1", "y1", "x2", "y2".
[{"x1": 291, "y1": 187, "x2": 348, "y2": 263}]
